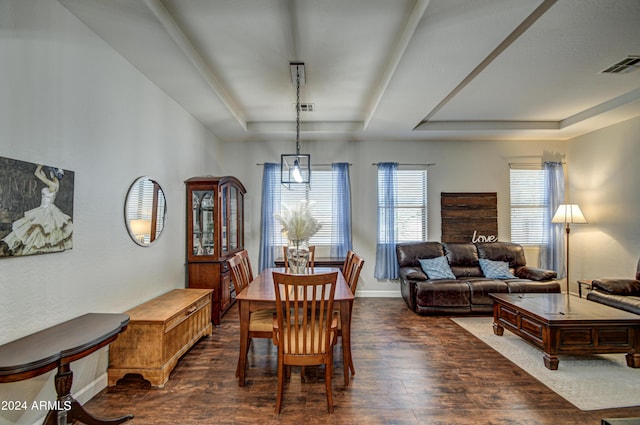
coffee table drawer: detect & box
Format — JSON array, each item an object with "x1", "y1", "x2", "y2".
[
  {"x1": 495, "y1": 304, "x2": 544, "y2": 344},
  {"x1": 558, "y1": 327, "x2": 593, "y2": 346},
  {"x1": 520, "y1": 316, "x2": 543, "y2": 341}
]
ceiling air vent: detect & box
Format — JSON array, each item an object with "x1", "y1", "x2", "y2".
[
  {"x1": 293, "y1": 103, "x2": 315, "y2": 112},
  {"x1": 601, "y1": 56, "x2": 640, "y2": 74}
]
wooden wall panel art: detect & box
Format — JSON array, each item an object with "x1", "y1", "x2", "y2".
[{"x1": 441, "y1": 192, "x2": 497, "y2": 243}]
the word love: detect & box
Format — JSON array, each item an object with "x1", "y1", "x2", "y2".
[{"x1": 471, "y1": 230, "x2": 497, "y2": 243}]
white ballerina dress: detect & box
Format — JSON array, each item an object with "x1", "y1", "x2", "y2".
[{"x1": 2, "y1": 186, "x2": 73, "y2": 255}]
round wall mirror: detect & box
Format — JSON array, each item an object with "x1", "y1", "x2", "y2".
[{"x1": 124, "y1": 176, "x2": 167, "y2": 246}]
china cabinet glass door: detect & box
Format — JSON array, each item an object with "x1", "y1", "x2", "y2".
[
  {"x1": 229, "y1": 186, "x2": 238, "y2": 250},
  {"x1": 192, "y1": 190, "x2": 215, "y2": 256},
  {"x1": 221, "y1": 186, "x2": 228, "y2": 253}
]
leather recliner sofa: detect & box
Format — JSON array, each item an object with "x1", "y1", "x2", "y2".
[
  {"x1": 397, "y1": 241, "x2": 561, "y2": 315},
  {"x1": 586, "y1": 257, "x2": 640, "y2": 315}
]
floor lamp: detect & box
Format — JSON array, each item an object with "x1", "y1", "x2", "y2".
[{"x1": 551, "y1": 204, "x2": 587, "y2": 294}]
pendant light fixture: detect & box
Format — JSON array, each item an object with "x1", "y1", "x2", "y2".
[{"x1": 281, "y1": 62, "x2": 311, "y2": 188}]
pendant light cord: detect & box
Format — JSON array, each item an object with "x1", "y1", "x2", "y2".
[{"x1": 295, "y1": 66, "x2": 301, "y2": 155}]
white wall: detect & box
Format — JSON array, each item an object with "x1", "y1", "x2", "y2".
[
  {"x1": 0, "y1": 1, "x2": 222, "y2": 423},
  {"x1": 222, "y1": 137, "x2": 567, "y2": 297},
  {"x1": 567, "y1": 116, "x2": 640, "y2": 290}
]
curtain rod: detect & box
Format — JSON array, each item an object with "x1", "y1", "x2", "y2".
[
  {"x1": 371, "y1": 162, "x2": 435, "y2": 166},
  {"x1": 256, "y1": 162, "x2": 352, "y2": 166},
  {"x1": 508, "y1": 161, "x2": 566, "y2": 168}
]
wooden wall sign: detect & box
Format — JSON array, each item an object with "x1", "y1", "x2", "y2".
[{"x1": 441, "y1": 192, "x2": 497, "y2": 243}]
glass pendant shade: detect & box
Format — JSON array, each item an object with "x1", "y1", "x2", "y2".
[{"x1": 281, "y1": 154, "x2": 310, "y2": 188}]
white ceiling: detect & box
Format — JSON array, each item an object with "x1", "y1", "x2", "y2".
[{"x1": 58, "y1": 0, "x2": 640, "y2": 143}]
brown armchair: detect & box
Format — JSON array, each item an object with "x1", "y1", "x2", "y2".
[{"x1": 586, "y1": 257, "x2": 640, "y2": 315}]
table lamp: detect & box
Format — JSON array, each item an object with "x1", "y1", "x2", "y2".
[{"x1": 129, "y1": 219, "x2": 152, "y2": 244}]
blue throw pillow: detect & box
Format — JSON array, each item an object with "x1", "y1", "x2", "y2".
[
  {"x1": 418, "y1": 256, "x2": 456, "y2": 280},
  {"x1": 479, "y1": 258, "x2": 516, "y2": 279}
]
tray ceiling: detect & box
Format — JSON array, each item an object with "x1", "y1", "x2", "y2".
[{"x1": 58, "y1": 0, "x2": 640, "y2": 142}]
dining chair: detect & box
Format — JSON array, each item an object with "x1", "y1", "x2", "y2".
[
  {"x1": 282, "y1": 245, "x2": 316, "y2": 271},
  {"x1": 346, "y1": 254, "x2": 365, "y2": 295},
  {"x1": 236, "y1": 249, "x2": 254, "y2": 282},
  {"x1": 342, "y1": 250, "x2": 355, "y2": 279},
  {"x1": 228, "y1": 253, "x2": 275, "y2": 378},
  {"x1": 335, "y1": 253, "x2": 364, "y2": 376},
  {"x1": 229, "y1": 253, "x2": 249, "y2": 294},
  {"x1": 272, "y1": 271, "x2": 339, "y2": 414}
]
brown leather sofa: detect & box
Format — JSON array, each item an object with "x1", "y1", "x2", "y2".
[
  {"x1": 586, "y1": 258, "x2": 640, "y2": 315},
  {"x1": 397, "y1": 241, "x2": 560, "y2": 315}
]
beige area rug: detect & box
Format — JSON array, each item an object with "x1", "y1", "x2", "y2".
[{"x1": 451, "y1": 317, "x2": 640, "y2": 411}]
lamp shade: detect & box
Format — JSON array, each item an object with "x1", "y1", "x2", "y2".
[
  {"x1": 129, "y1": 219, "x2": 152, "y2": 236},
  {"x1": 551, "y1": 204, "x2": 587, "y2": 224}
]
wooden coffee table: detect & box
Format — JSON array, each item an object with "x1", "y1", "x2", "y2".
[{"x1": 489, "y1": 293, "x2": 640, "y2": 370}]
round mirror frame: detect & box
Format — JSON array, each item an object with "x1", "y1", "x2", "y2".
[{"x1": 124, "y1": 176, "x2": 167, "y2": 247}]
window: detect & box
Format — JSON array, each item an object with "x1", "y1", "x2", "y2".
[
  {"x1": 374, "y1": 163, "x2": 428, "y2": 279},
  {"x1": 377, "y1": 168, "x2": 428, "y2": 242},
  {"x1": 271, "y1": 169, "x2": 333, "y2": 246},
  {"x1": 510, "y1": 167, "x2": 547, "y2": 245},
  {"x1": 258, "y1": 163, "x2": 351, "y2": 272}
]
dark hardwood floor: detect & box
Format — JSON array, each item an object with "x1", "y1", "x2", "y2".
[{"x1": 86, "y1": 298, "x2": 640, "y2": 424}]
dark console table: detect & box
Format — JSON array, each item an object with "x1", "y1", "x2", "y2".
[{"x1": 0, "y1": 313, "x2": 133, "y2": 425}]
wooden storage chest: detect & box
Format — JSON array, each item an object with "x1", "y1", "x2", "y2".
[{"x1": 108, "y1": 289, "x2": 213, "y2": 387}]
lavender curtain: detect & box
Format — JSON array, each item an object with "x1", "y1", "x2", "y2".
[
  {"x1": 258, "y1": 163, "x2": 280, "y2": 272},
  {"x1": 330, "y1": 162, "x2": 352, "y2": 258},
  {"x1": 539, "y1": 161, "x2": 565, "y2": 277},
  {"x1": 374, "y1": 162, "x2": 399, "y2": 279}
]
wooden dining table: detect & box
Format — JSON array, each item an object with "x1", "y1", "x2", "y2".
[{"x1": 235, "y1": 267, "x2": 355, "y2": 387}]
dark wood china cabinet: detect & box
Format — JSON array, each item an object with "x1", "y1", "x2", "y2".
[{"x1": 185, "y1": 176, "x2": 246, "y2": 325}]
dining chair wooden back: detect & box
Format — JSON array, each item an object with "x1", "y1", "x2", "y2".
[
  {"x1": 228, "y1": 254, "x2": 249, "y2": 294},
  {"x1": 229, "y1": 251, "x2": 275, "y2": 379},
  {"x1": 342, "y1": 250, "x2": 355, "y2": 280},
  {"x1": 333, "y1": 252, "x2": 364, "y2": 378},
  {"x1": 346, "y1": 254, "x2": 365, "y2": 295},
  {"x1": 282, "y1": 245, "x2": 316, "y2": 271},
  {"x1": 272, "y1": 271, "x2": 339, "y2": 414},
  {"x1": 236, "y1": 249, "x2": 254, "y2": 282}
]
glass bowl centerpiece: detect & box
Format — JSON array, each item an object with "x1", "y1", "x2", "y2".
[{"x1": 275, "y1": 201, "x2": 322, "y2": 274}]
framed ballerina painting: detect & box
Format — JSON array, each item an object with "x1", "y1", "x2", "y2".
[{"x1": 0, "y1": 156, "x2": 74, "y2": 258}]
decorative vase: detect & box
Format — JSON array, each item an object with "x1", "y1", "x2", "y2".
[{"x1": 287, "y1": 239, "x2": 310, "y2": 274}]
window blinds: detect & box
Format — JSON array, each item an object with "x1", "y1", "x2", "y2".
[
  {"x1": 377, "y1": 169, "x2": 428, "y2": 242},
  {"x1": 272, "y1": 170, "x2": 334, "y2": 245},
  {"x1": 510, "y1": 168, "x2": 547, "y2": 245}
]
